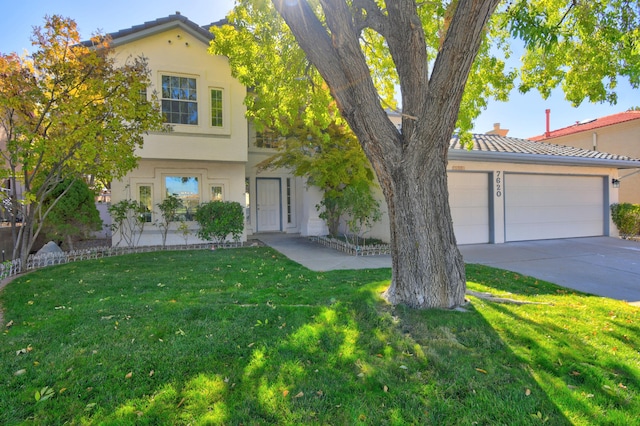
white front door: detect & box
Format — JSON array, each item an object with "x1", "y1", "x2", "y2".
[{"x1": 257, "y1": 178, "x2": 281, "y2": 232}]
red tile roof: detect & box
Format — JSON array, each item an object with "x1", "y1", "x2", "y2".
[{"x1": 529, "y1": 111, "x2": 640, "y2": 141}]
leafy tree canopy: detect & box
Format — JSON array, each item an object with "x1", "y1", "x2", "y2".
[{"x1": 0, "y1": 15, "x2": 166, "y2": 264}]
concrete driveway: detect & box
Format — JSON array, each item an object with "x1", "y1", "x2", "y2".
[
  {"x1": 258, "y1": 234, "x2": 640, "y2": 305},
  {"x1": 459, "y1": 237, "x2": 640, "y2": 305}
]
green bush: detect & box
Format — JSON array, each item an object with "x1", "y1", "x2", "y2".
[
  {"x1": 610, "y1": 203, "x2": 640, "y2": 238},
  {"x1": 43, "y1": 178, "x2": 102, "y2": 250},
  {"x1": 194, "y1": 201, "x2": 244, "y2": 243}
]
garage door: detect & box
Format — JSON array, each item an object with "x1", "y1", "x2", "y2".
[
  {"x1": 505, "y1": 174, "x2": 604, "y2": 242},
  {"x1": 448, "y1": 172, "x2": 490, "y2": 244}
]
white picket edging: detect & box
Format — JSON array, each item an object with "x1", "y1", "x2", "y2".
[
  {"x1": 309, "y1": 236, "x2": 390, "y2": 256},
  {"x1": 0, "y1": 242, "x2": 243, "y2": 281}
]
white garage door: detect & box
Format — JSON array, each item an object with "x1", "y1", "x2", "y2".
[
  {"x1": 448, "y1": 172, "x2": 490, "y2": 244},
  {"x1": 505, "y1": 174, "x2": 604, "y2": 242}
]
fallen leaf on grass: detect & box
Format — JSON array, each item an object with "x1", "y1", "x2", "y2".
[
  {"x1": 619, "y1": 383, "x2": 628, "y2": 389},
  {"x1": 6, "y1": 320, "x2": 14, "y2": 328},
  {"x1": 383, "y1": 385, "x2": 389, "y2": 393},
  {"x1": 125, "y1": 372, "x2": 133, "y2": 379},
  {"x1": 570, "y1": 371, "x2": 581, "y2": 376},
  {"x1": 283, "y1": 389, "x2": 289, "y2": 397},
  {"x1": 525, "y1": 388, "x2": 531, "y2": 396},
  {"x1": 294, "y1": 391, "x2": 304, "y2": 398},
  {"x1": 149, "y1": 370, "x2": 154, "y2": 377},
  {"x1": 14, "y1": 369, "x2": 27, "y2": 376},
  {"x1": 475, "y1": 368, "x2": 488, "y2": 374}
]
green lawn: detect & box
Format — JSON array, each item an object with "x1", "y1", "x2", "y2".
[{"x1": 0, "y1": 247, "x2": 637, "y2": 425}]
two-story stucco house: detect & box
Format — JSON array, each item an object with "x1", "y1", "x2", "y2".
[
  {"x1": 105, "y1": 13, "x2": 640, "y2": 247},
  {"x1": 106, "y1": 13, "x2": 326, "y2": 246}
]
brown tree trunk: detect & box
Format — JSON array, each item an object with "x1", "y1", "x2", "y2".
[
  {"x1": 273, "y1": 0, "x2": 499, "y2": 309},
  {"x1": 380, "y1": 150, "x2": 466, "y2": 308}
]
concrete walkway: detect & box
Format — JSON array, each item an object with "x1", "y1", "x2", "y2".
[{"x1": 257, "y1": 234, "x2": 640, "y2": 305}]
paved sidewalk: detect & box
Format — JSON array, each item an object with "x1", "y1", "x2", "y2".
[{"x1": 257, "y1": 234, "x2": 640, "y2": 305}]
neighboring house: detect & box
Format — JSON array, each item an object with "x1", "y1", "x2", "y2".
[
  {"x1": 530, "y1": 110, "x2": 640, "y2": 204},
  {"x1": 103, "y1": 13, "x2": 640, "y2": 247}
]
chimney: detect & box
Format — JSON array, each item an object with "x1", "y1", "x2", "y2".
[
  {"x1": 485, "y1": 123, "x2": 509, "y2": 137},
  {"x1": 545, "y1": 109, "x2": 551, "y2": 138}
]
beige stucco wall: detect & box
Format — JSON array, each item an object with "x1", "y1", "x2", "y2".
[
  {"x1": 542, "y1": 120, "x2": 640, "y2": 203},
  {"x1": 111, "y1": 159, "x2": 246, "y2": 246},
  {"x1": 112, "y1": 28, "x2": 247, "y2": 163},
  {"x1": 108, "y1": 24, "x2": 249, "y2": 246}
]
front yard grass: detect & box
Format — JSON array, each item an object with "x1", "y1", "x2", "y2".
[{"x1": 0, "y1": 247, "x2": 637, "y2": 425}]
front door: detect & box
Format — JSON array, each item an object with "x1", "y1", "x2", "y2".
[{"x1": 256, "y1": 178, "x2": 281, "y2": 232}]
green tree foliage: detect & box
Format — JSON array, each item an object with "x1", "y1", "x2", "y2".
[
  {"x1": 212, "y1": 4, "x2": 380, "y2": 236},
  {"x1": 0, "y1": 15, "x2": 166, "y2": 268},
  {"x1": 508, "y1": 0, "x2": 640, "y2": 105},
  {"x1": 42, "y1": 178, "x2": 102, "y2": 250},
  {"x1": 195, "y1": 201, "x2": 244, "y2": 244},
  {"x1": 257, "y1": 122, "x2": 377, "y2": 237}
]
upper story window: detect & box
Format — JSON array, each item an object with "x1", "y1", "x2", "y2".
[
  {"x1": 211, "y1": 89, "x2": 223, "y2": 127},
  {"x1": 161, "y1": 75, "x2": 198, "y2": 125},
  {"x1": 255, "y1": 130, "x2": 282, "y2": 149}
]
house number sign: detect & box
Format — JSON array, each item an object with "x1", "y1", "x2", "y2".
[{"x1": 495, "y1": 171, "x2": 502, "y2": 197}]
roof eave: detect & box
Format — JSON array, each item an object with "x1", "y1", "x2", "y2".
[
  {"x1": 448, "y1": 149, "x2": 640, "y2": 169},
  {"x1": 109, "y1": 20, "x2": 213, "y2": 48}
]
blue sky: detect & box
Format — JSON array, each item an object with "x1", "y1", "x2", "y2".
[{"x1": 1, "y1": 0, "x2": 637, "y2": 139}]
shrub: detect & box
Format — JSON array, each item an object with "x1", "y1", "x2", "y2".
[
  {"x1": 195, "y1": 201, "x2": 244, "y2": 243},
  {"x1": 610, "y1": 203, "x2": 640, "y2": 238},
  {"x1": 108, "y1": 199, "x2": 148, "y2": 247},
  {"x1": 156, "y1": 194, "x2": 184, "y2": 247},
  {"x1": 42, "y1": 178, "x2": 102, "y2": 250}
]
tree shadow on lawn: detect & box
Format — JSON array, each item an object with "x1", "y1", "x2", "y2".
[
  {"x1": 467, "y1": 268, "x2": 639, "y2": 425},
  {"x1": 0, "y1": 249, "x2": 577, "y2": 425},
  {"x1": 69, "y1": 292, "x2": 572, "y2": 425}
]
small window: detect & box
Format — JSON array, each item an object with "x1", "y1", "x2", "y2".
[
  {"x1": 255, "y1": 130, "x2": 282, "y2": 149},
  {"x1": 161, "y1": 75, "x2": 198, "y2": 125},
  {"x1": 210, "y1": 89, "x2": 223, "y2": 127},
  {"x1": 211, "y1": 185, "x2": 223, "y2": 201},
  {"x1": 139, "y1": 185, "x2": 152, "y2": 223},
  {"x1": 165, "y1": 176, "x2": 199, "y2": 221}
]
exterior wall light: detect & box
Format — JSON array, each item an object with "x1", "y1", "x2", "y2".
[{"x1": 612, "y1": 178, "x2": 621, "y2": 188}]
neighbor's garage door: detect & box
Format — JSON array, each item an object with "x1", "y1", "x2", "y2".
[
  {"x1": 448, "y1": 172, "x2": 490, "y2": 244},
  {"x1": 505, "y1": 174, "x2": 604, "y2": 242}
]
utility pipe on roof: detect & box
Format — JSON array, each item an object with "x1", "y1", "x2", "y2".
[
  {"x1": 593, "y1": 132, "x2": 597, "y2": 151},
  {"x1": 545, "y1": 109, "x2": 551, "y2": 137}
]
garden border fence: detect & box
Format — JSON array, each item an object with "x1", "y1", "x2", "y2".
[
  {"x1": 309, "y1": 236, "x2": 390, "y2": 256},
  {"x1": 0, "y1": 242, "x2": 243, "y2": 281}
]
